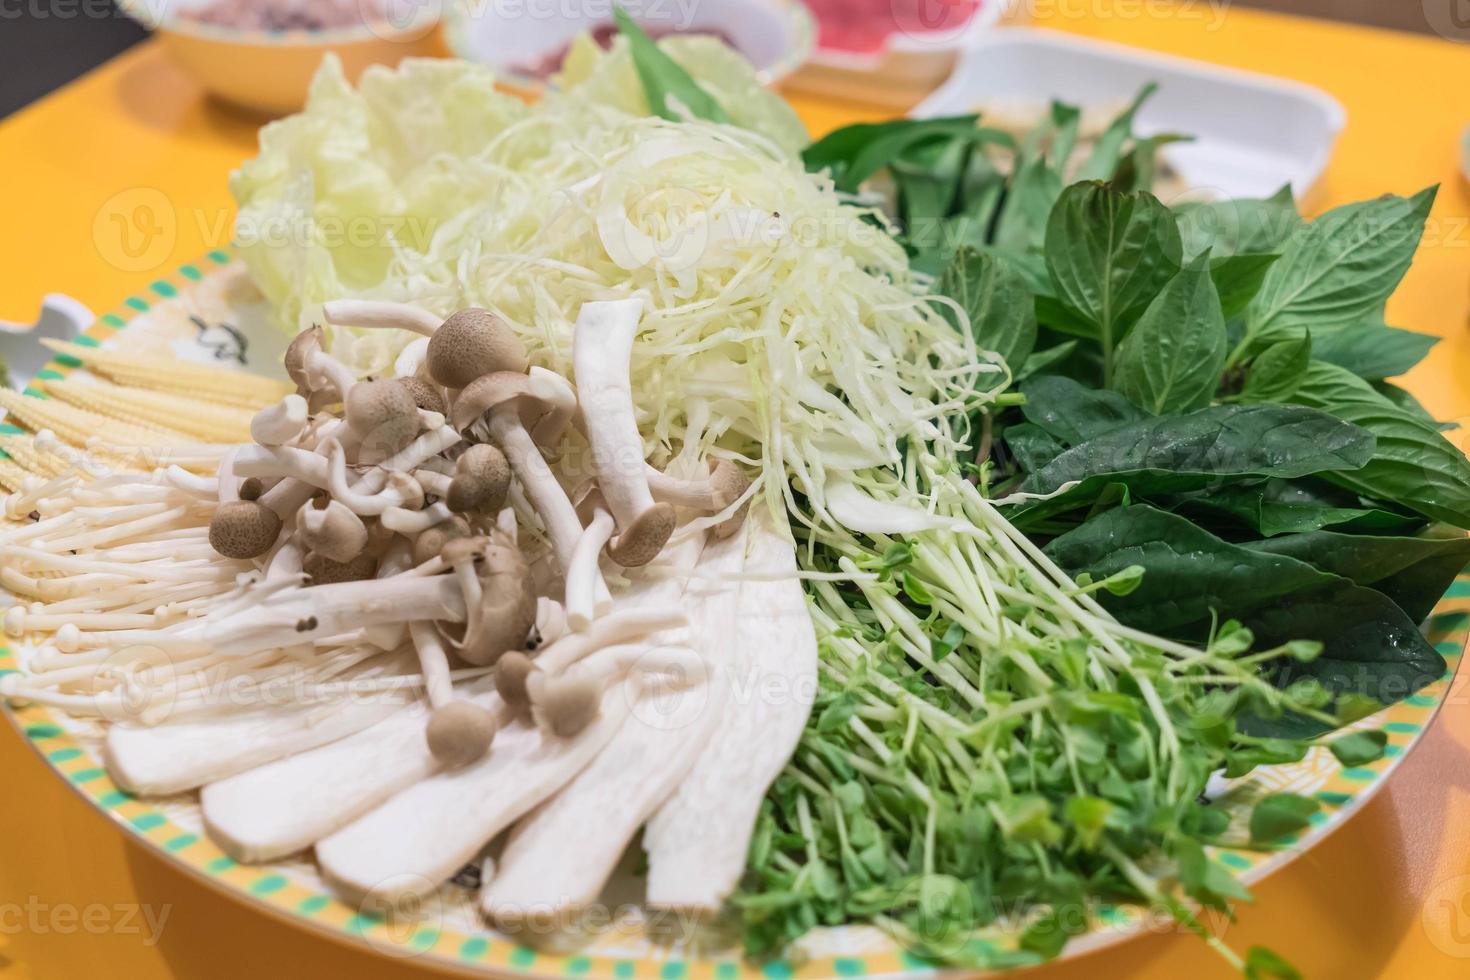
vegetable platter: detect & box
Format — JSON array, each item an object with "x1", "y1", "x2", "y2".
[{"x1": 2, "y1": 18, "x2": 1467, "y2": 980}]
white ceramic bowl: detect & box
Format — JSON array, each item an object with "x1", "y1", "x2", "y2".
[
  {"x1": 442, "y1": 0, "x2": 814, "y2": 89},
  {"x1": 118, "y1": 0, "x2": 442, "y2": 115}
]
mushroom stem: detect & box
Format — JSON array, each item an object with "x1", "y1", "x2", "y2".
[
  {"x1": 535, "y1": 606, "x2": 687, "y2": 674},
  {"x1": 323, "y1": 299, "x2": 441, "y2": 338},
  {"x1": 395, "y1": 336, "x2": 431, "y2": 378},
  {"x1": 216, "y1": 448, "x2": 242, "y2": 504},
  {"x1": 565, "y1": 507, "x2": 614, "y2": 632},
  {"x1": 251, "y1": 395, "x2": 309, "y2": 447},
  {"x1": 413, "y1": 470, "x2": 453, "y2": 498},
  {"x1": 571, "y1": 299, "x2": 673, "y2": 566},
  {"x1": 381, "y1": 502, "x2": 453, "y2": 535},
  {"x1": 489, "y1": 411, "x2": 600, "y2": 592},
  {"x1": 306, "y1": 350, "x2": 357, "y2": 399},
  {"x1": 188, "y1": 574, "x2": 467, "y2": 657},
  {"x1": 408, "y1": 620, "x2": 454, "y2": 707}
]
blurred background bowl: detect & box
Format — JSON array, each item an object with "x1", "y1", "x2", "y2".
[
  {"x1": 117, "y1": 0, "x2": 441, "y2": 115},
  {"x1": 442, "y1": 0, "x2": 813, "y2": 90}
]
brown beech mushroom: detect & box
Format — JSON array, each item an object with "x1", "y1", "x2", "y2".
[
  {"x1": 209, "y1": 500, "x2": 283, "y2": 560},
  {"x1": 453, "y1": 372, "x2": 596, "y2": 591},
  {"x1": 528, "y1": 672, "x2": 602, "y2": 738},
  {"x1": 345, "y1": 379, "x2": 420, "y2": 465},
  {"x1": 443, "y1": 537, "x2": 536, "y2": 667},
  {"x1": 572, "y1": 299, "x2": 674, "y2": 566},
  {"x1": 303, "y1": 551, "x2": 379, "y2": 584},
  {"x1": 412, "y1": 516, "x2": 472, "y2": 567},
  {"x1": 447, "y1": 444, "x2": 510, "y2": 515},
  {"x1": 495, "y1": 650, "x2": 535, "y2": 712},
  {"x1": 284, "y1": 325, "x2": 356, "y2": 399},
  {"x1": 397, "y1": 376, "x2": 446, "y2": 416},
  {"x1": 426, "y1": 309, "x2": 529, "y2": 390},
  {"x1": 425, "y1": 700, "x2": 499, "y2": 768},
  {"x1": 646, "y1": 458, "x2": 753, "y2": 538},
  {"x1": 297, "y1": 498, "x2": 368, "y2": 564}
]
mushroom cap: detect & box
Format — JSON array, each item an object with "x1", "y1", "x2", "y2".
[
  {"x1": 607, "y1": 502, "x2": 676, "y2": 567},
  {"x1": 447, "y1": 444, "x2": 511, "y2": 515},
  {"x1": 427, "y1": 309, "x2": 529, "y2": 390},
  {"x1": 283, "y1": 325, "x2": 326, "y2": 392},
  {"x1": 708, "y1": 459, "x2": 752, "y2": 539},
  {"x1": 297, "y1": 498, "x2": 368, "y2": 564},
  {"x1": 411, "y1": 515, "x2": 472, "y2": 567},
  {"x1": 494, "y1": 651, "x2": 535, "y2": 710},
  {"x1": 532, "y1": 674, "x2": 602, "y2": 738},
  {"x1": 397, "y1": 376, "x2": 447, "y2": 416},
  {"x1": 450, "y1": 371, "x2": 543, "y2": 432},
  {"x1": 303, "y1": 550, "x2": 379, "y2": 584},
  {"x1": 458, "y1": 541, "x2": 537, "y2": 666},
  {"x1": 209, "y1": 500, "x2": 283, "y2": 560},
  {"x1": 345, "y1": 379, "x2": 420, "y2": 463},
  {"x1": 238, "y1": 476, "x2": 266, "y2": 502},
  {"x1": 425, "y1": 700, "x2": 498, "y2": 768}
]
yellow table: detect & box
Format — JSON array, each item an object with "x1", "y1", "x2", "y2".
[{"x1": 2, "y1": 6, "x2": 1469, "y2": 978}]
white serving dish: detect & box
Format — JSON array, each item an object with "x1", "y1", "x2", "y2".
[
  {"x1": 443, "y1": 0, "x2": 813, "y2": 89},
  {"x1": 911, "y1": 27, "x2": 1346, "y2": 203}
]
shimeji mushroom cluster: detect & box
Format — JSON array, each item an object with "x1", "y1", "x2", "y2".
[{"x1": 1, "y1": 297, "x2": 800, "y2": 920}]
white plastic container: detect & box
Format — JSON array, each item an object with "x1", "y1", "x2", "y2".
[{"x1": 911, "y1": 28, "x2": 1346, "y2": 203}]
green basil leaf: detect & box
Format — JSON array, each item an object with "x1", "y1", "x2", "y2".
[
  {"x1": 1112, "y1": 254, "x2": 1227, "y2": 413},
  {"x1": 1210, "y1": 252, "x2": 1280, "y2": 320},
  {"x1": 1043, "y1": 182, "x2": 1183, "y2": 359},
  {"x1": 1177, "y1": 184, "x2": 1301, "y2": 258},
  {"x1": 1311, "y1": 322, "x2": 1439, "y2": 380},
  {"x1": 1374, "y1": 380, "x2": 1457, "y2": 430},
  {"x1": 1002, "y1": 422, "x2": 1068, "y2": 474},
  {"x1": 801, "y1": 116, "x2": 982, "y2": 194},
  {"x1": 1075, "y1": 83, "x2": 1157, "y2": 182},
  {"x1": 1044, "y1": 505, "x2": 1446, "y2": 733},
  {"x1": 936, "y1": 247, "x2": 1037, "y2": 381},
  {"x1": 994, "y1": 154, "x2": 1064, "y2": 253},
  {"x1": 1019, "y1": 403, "x2": 1375, "y2": 496},
  {"x1": 1171, "y1": 478, "x2": 1421, "y2": 538},
  {"x1": 1291, "y1": 360, "x2": 1470, "y2": 527},
  {"x1": 1240, "y1": 333, "x2": 1312, "y2": 403},
  {"x1": 614, "y1": 7, "x2": 730, "y2": 125},
  {"x1": 1018, "y1": 375, "x2": 1146, "y2": 445},
  {"x1": 1016, "y1": 340, "x2": 1078, "y2": 381},
  {"x1": 1246, "y1": 525, "x2": 1470, "y2": 623},
  {"x1": 1247, "y1": 187, "x2": 1436, "y2": 340}
]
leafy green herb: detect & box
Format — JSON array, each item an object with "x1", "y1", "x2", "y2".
[
  {"x1": 936, "y1": 248, "x2": 1037, "y2": 381},
  {"x1": 1043, "y1": 182, "x2": 1183, "y2": 382},
  {"x1": 614, "y1": 7, "x2": 730, "y2": 124},
  {"x1": 1310, "y1": 321, "x2": 1438, "y2": 380},
  {"x1": 1177, "y1": 184, "x2": 1301, "y2": 258},
  {"x1": 1111, "y1": 253, "x2": 1227, "y2": 413},
  {"x1": 1242, "y1": 187, "x2": 1435, "y2": 351},
  {"x1": 1043, "y1": 505, "x2": 1446, "y2": 735},
  {"x1": 1328, "y1": 730, "x2": 1388, "y2": 766},
  {"x1": 1291, "y1": 360, "x2": 1470, "y2": 526},
  {"x1": 1239, "y1": 333, "x2": 1312, "y2": 403},
  {"x1": 1017, "y1": 403, "x2": 1375, "y2": 497},
  {"x1": 1248, "y1": 793, "x2": 1319, "y2": 843}
]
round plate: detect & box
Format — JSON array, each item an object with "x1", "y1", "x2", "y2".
[{"x1": 3, "y1": 253, "x2": 1466, "y2": 979}]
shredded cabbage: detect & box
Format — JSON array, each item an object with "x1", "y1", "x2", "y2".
[{"x1": 231, "y1": 50, "x2": 985, "y2": 523}]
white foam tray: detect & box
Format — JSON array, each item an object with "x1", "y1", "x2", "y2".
[{"x1": 911, "y1": 28, "x2": 1346, "y2": 202}]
